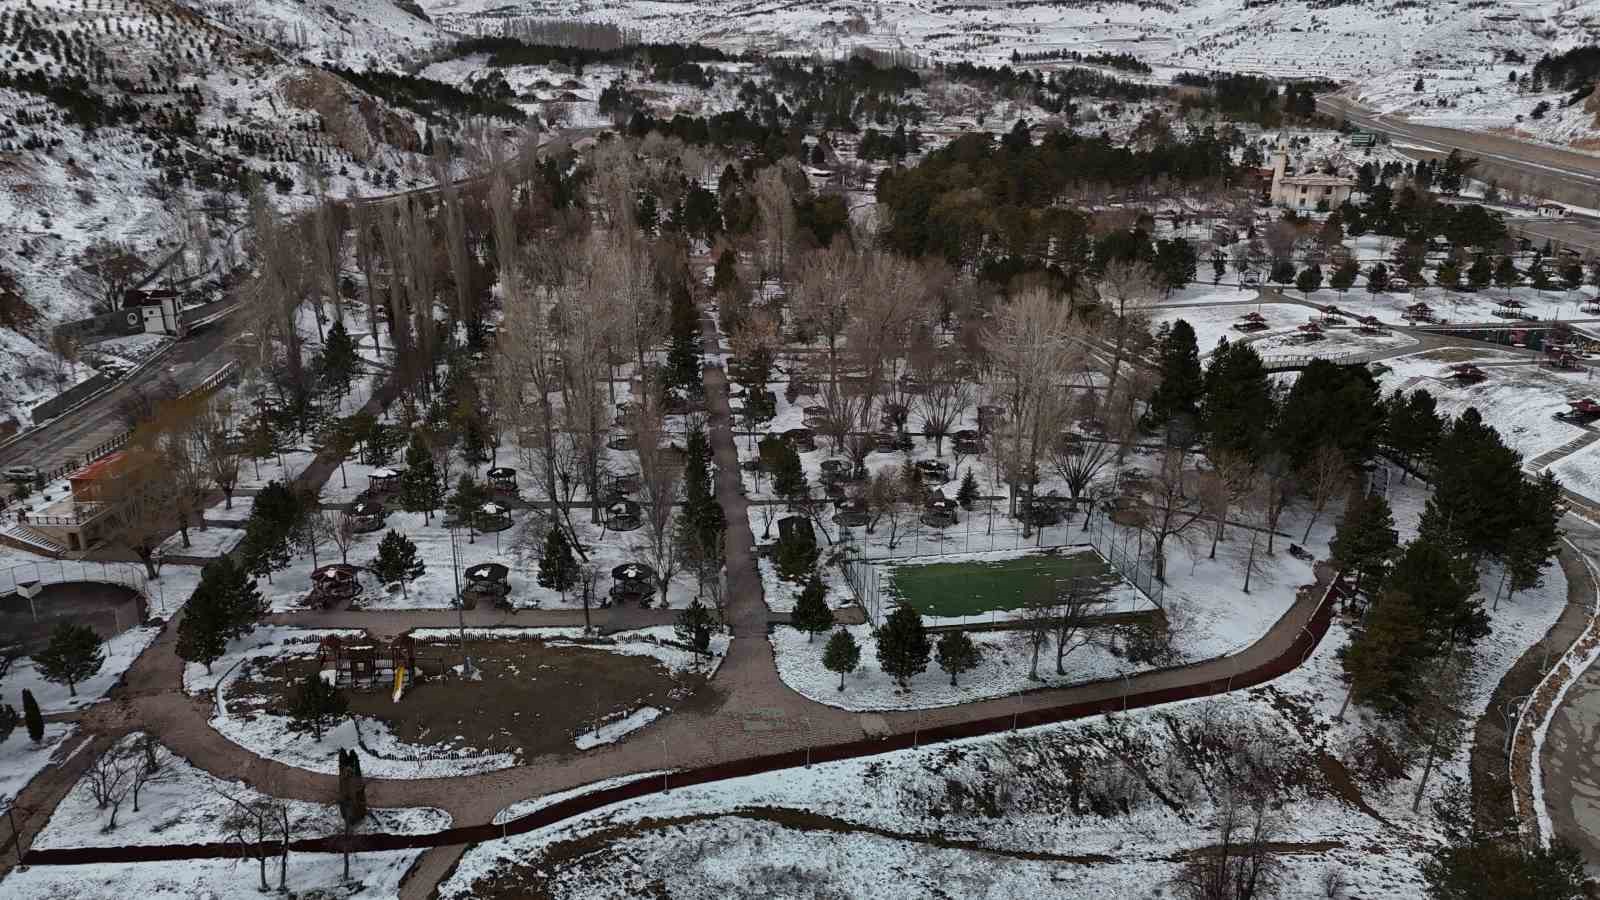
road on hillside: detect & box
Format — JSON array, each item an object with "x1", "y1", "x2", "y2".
[
  {"x1": 0, "y1": 321, "x2": 238, "y2": 474},
  {"x1": 0, "y1": 125, "x2": 611, "y2": 478},
  {"x1": 1316, "y1": 94, "x2": 1600, "y2": 204}
]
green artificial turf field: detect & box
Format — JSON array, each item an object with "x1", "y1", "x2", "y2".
[{"x1": 884, "y1": 549, "x2": 1120, "y2": 617}]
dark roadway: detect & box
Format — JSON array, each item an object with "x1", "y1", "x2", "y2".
[{"x1": 0, "y1": 318, "x2": 238, "y2": 473}]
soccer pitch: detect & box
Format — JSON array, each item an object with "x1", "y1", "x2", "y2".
[{"x1": 883, "y1": 548, "x2": 1121, "y2": 618}]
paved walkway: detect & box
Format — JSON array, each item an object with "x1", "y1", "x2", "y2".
[
  {"x1": 0, "y1": 305, "x2": 1336, "y2": 897},
  {"x1": 1537, "y1": 522, "x2": 1600, "y2": 874}
]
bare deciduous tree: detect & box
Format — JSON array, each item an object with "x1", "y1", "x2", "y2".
[
  {"x1": 634, "y1": 394, "x2": 682, "y2": 606},
  {"x1": 1172, "y1": 788, "x2": 1282, "y2": 900},
  {"x1": 1136, "y1": 449, "x2": 1209, "y2": 584},
  {"x1": 84, "y1": 740, "x2": 139, "y2": 830},
  {"x1": 1299, "y1": 445, "x2": 1350, "y2": 543},
  {"x1": 916, "y1": 361, "x2": 974, "y2": 457},
  {"x1": 1098, "y1": 258, "x2": 1156, "y2": 400}
]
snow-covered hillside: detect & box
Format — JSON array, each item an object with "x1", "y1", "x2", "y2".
[
  {"x1": 0, "y1": 0, "x2": 458, "y2": 425},
  {"x1": 424, "y1": 1, "x2": 1600, "y2": 143}
]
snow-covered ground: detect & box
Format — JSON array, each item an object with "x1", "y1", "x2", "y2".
[
  {"x1": 439, "y1": 480, "x2": 1566, "y2": 899},
  {"x1": 0, "y1": 723, "x2": 77, "y2": 805},
  {"x1": 7, "y1": 625, "x2": 162, "y2": 715},
  {"x1": 8, "y1": 733, "x2": 450, "y2": 899}
]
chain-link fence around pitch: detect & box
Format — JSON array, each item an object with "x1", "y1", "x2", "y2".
[{"x1": 843, "y1": 508, "x2": 1164, "y2": 628}]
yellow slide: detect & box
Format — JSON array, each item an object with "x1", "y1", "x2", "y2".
[{"x1": 392, "y1": 665, "x2": 406, "y2": 703}]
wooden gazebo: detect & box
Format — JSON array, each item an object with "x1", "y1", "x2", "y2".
[
  {"x1": 605, "y1": 498, "x2": 642, "y2": 531},
  {"x1": 368, "y1": 468, "x2": 402, "y2": 496},
  {"x1": 486, "y1": 467, "x2": 518, "y2": 496},
  {"x1": 308, "y1": 564, "x2": 361, "y2": 609},
  {"x1": 349, "y1": 500, "x2": 386, "y2": 534},
  {"x1": 463, "y1": 562, "x2": 511, "y2": 607},
  {"x1": 833, "y1": 497, "x2": 869, "y2": 528},
  {"x1": 921, "y1": 493, "x2": 958, "y2": 528},
  {"x1": 610, "y1": 563, "x2": 656, "y2": 607},
  {"x1": 1234, "y1": 311, "x2": 1269, "y2": 332},
  {"x1": 476, "y1": 501, "x2": 513, "y2": 532}
]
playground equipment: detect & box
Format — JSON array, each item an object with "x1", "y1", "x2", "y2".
[
  {"x1": 392, "y1": 665, "x2": 406, "y2": 703},
  {"x1": 317, "y1": 634, "x2": 418, "y2": 690}
]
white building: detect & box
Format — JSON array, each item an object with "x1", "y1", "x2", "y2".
[{"x1": 1270, "y1": 148, "x2": 1355, "y2": 211}]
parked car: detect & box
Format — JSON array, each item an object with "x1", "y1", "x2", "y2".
[{"x1": 4, "y1": 465, "x2": 39, "y2": 483}]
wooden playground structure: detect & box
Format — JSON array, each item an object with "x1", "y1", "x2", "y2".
[{"x1": 317, "y1": 634, "x2": 428, "y2": 695}]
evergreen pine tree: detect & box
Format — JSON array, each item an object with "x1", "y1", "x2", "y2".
[
  {"x1": 936, "y1": 629, "x2": 980, "y2": 686},
  {"x1": 823, "y1": 629, "x2": 861, "y2": 691},
  {"x1": 288, "y1": 674, "x2": 348, "y2": 741},
  {"x1": 1504, "y1": 471, "x2": 1564, "y2": 602},
  {"x1": 32, "y1": 622, "x2": 104, "y2": 698},
  {"x1": 1329, "y1": 257, "x2": 1358, "y2": 295},
  {"x1": 674, "y1": 598, "x2": 718, "y2": 663},
  {"x1": 1144, "y1": 318, "x2": 1203, "y2": 431},
  {"x1": 791, "y1": 572, "x2": 835, "y2": 642},
  {"x1": 876, "y1": 605, "x2": 931, "y2": 690},
  {"x1": 22, "y1": 689, "x2": 43, "y2": 743},
  {"x1": 1468, "y1": 254, "x2": 1493, "y2": 290},
  {"x1": 1201, "y1": 340, "x2": 1274, "y2": 461},
  {"x1": 371, "y1": 529, "x2": 425, "y2": 598},
  {"x1": 956, "y1": 469, "x2": 980, "y2": 510},
  {"x1": 0, "y1": 703, "x2": 16, "y2": 745},
  {"x1": 176, "y1": 577, "x2": 231, "y2": 674},
  {"x1": 400, "y1": 435, "x2": 443, "y2": 523},
  {"x1": 1342, "y1": 588, "x2": 1431, "y2": 715},
  {"x1": 1329, "y1": 493, "x2": 1400, "y2": 598},
  {"x1": 1493, "y1": 255, "x2": 1520, "y2": 291},
  {"x1": 663, "y1": 280, "x2": 702, "y2": 398},
  {"x1": 1295, "y1": 263, "x2": 1323, "y2": 299},
  {"x1": 449, "y1": 474, "x2": 488, "y2": 539},
  {"x1": 1385, "y1": 540, "x2": 1488, "y2": 652},
  {"x1": 320, "y1": 319, "x2": 361, "y2": 398},
  {"x1": 537, "y1": 527, "x2": 578, "y2": 593}
]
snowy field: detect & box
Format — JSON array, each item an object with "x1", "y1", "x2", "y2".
[
  {"x1": 0, "y1": 723, "x2": 77, "y2": 805},
  {"x1": 439, "y1": 502, "x2": 1566, "y2": 900},
  {"x1": 8, "y1": 733, "x2": 450, "y2": 899}
]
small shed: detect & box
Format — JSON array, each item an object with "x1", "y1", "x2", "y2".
[{"x1": 915, "y1": 459, "x2": 950, "y2": 483}]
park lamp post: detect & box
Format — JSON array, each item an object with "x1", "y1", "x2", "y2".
[{"x1": 449, "y1": 525, "x2": 473, "y2": 677}]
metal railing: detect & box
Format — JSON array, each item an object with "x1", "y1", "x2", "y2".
[
  {"x1": 1259, "y1": 348, "x2": 1384, "y2": 372},
  {"x1": 1, "y1": 560, "x2": 148, "y2": 598},
  {"x1": 19, "y1": 502, "x2": 111, "y2": 527}
]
